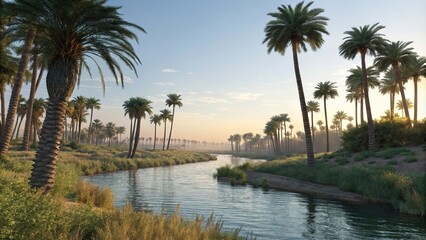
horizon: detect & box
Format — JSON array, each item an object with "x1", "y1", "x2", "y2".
[{"x1": 6, "y1": 0, "x2": 426, "y2": 144}]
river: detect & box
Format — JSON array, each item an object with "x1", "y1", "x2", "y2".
[{"x1": 83, "y1": 154, "x2": 426, "y2": 239}]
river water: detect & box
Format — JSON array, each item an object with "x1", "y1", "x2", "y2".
[{"x1": 83, "y1": 155, "x2": 426, "y2": 239}]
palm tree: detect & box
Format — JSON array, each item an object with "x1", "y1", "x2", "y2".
[
  {"x1": 374, "y1": 41, "x2": 417, "y2": 124},
  {"x1": 160, "y1": 109, "x2": 172, "y2": 151},
  {"x1": 165, "y1": 93, "x2": 183, "y2": 150},
  {"x1": 86, "y1": 97, "x2": 101, "y2": 143},
  {"x1": 73, "y1": 96, "x2": 86, "y2": 143},
  {"x1": 30, "y1": 98, "x2": 46, "y2": 145},
  {"x1": 278, "y1": 113, "x2": 290, "y2": 152},
  {"x1": 242, "y1": 132, "x2": 253, "y2": 153},
  {"x1": 233, "y1": 134, "x2": 242, "y2": 152},
  {"x1": 334, "y1": 111, "x2": 348, "y2": 132},
  {"x1": 116, "y1": 126, "x2": 125, "y2": 144},
  {"x1": 263, "y1": 1, "x2": 329, "y2": 166},
  {"x1": 227, "y1": 135, "x2": 235, "y2": 152},
  {"x1": 0, "y1": 1, "x2": 37, "y2": 154},
  {"x1": 91, "y1": 119, "x2": 103, "y2": 146},
  {"x1": 345, "y1": 66, "x2": 380, "y2": 124},
  {"x1": 379, "y1": 70, "x2": 400, "y2": 120},
  {"x1": 396, "y1": 98, "x2": 413, "y2": 118},
  {"x1": 345, "y1": 90, "x2": 361, "y2": 127},
  {"x1": 306, "y1": 101, "x2": 320, "y2": 143},
  {"x1": 12, "y1": 97, "x2": 27, "y2": 140},
  {"x1": 339, "y1": 23, "x2": 387, "y2": 151},
  {"x1": 149, "y1": 114, "x2": 162, "y2": 150},
  {"x1": 104, "y1": 122, "x2": 116, "y2": 147},
  {"x1": 21, "y1": 50, "x2": 46, "y2": 150},
  {"x1": 313, "y1": 81, "x2": 338, "y2": 152},
  {"x1": 406, "y1": 56, "x2": 426, "y2": 124},
  {"x1": 19, "y1": 0, "x2": 145, "y2": 190}
]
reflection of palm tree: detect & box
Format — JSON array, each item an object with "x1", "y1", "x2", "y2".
[
  {"x1": 339, "y1": 23, "x2": 386, "y2": 151},
  {"x1": 305, "y1": 197, "x2": 317, "y2": 237},
  {"x1": 263, "y1": 1, "x2": 329, "y2": 166},
  {"x1": 314, "y1": 81, "x2": 338, "y2": 152}
]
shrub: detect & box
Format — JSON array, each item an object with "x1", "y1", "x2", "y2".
[{"x1": 72, "y1": 181, "x2": 114, "y2": 209}]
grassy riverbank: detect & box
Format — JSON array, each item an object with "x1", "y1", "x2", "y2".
[
  {"x1": 217, "y1": 146, "x2": 426, "y2": 216},
  {"x1": 0, "y1": 144, "x2": 245, "y2": 240}
]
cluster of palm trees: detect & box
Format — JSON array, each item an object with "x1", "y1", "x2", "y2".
[
  {"x1": 261, "y1": 1, "x2": 425, "y2": 165},
  {"x1": 0, "y1": 0, "x2": 144, "y2": 191},
  {"x1": 123, "y1": 93, "x2": 183, "y2": 158}
]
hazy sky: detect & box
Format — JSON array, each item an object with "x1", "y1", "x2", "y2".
[{"x1": 14, "y1": 0, "x2": 426, "y2": 143}]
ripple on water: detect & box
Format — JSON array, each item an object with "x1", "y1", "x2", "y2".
[{"x1": 84, "y1": 155, "x2": 426, "y2": 240}]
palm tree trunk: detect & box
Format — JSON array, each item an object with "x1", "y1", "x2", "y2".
[
  {"x1": 127, "y1": 118, "x2": 135, "y2": 158},
  {"x1": 355, "y1": 99, "x2": 358, "y2": 127},
  {"x1": 29, "y1": 99, "x2": 67, "y2": 190},
  {"x1": 0, "y1": 30, "x2": 36, "y2": 155},
  {"x1": 22, "y1": 54, "x2": 44, "y2": 150},
  {"x1": 88, "y1": 108, "x2": 94, "y2": 143},
  {"x1": 392, "y1": 64, "x2": 410, "y2": 123},
  {"x1": 15, "y1": 115, "x2": 25, "y2": 140},
  {"x1": 413, "y1": 77, "x2": 418, "y2": 124},
  {"x1": 162, "y1": 121, "x2": 167, "y2": 150},
  {"x1": 360, "y1": 88, "x2": 364, "y2": 124},
  {"x1": 0, "y1": 84, "x2": 5, "y2": 129},
  {"x1": 166, "y1": 106, "x2": 175, "y2": 150},
  {"x1": 291, "y1": 41, "x2": 314, "y2": 165},
  {"x1": 12, "y1": 114, "x2": 20, "y2": 139},
  {"x1": 323, "y1": 98, "x2": 329, "y2": 152},
  {"x1": 310, "y1": 111, "x2": 314, "y2": 144},
  {"x1": 77, "y1": 113, "x2": 82, "y2": 143},
  {"x1": 390, "y1": 92, "x2": 395, "y2": 120},
  {"x1": 361, "y1": 52, "x2": 376, "y2": 151},
  {"x1": 153, "y1": 124, "x2": 157, "y2": 150},
  {"x1": 131, "y1": 118, "x2": 141, "y2": 158}
]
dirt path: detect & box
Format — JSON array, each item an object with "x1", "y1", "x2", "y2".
[{"x1": 246, "y1": 171, "x2": 369, "y2": 204}]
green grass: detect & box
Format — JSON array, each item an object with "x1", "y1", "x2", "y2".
[
  {"x1": 404, "y1": 156, "x2": 418, "y2": 163},
  {"x1": 214, "y1": 165, "x2": 247, "y2": 185},
  {"x1": 0, "y1": 145, "x2": 244, "y2": 240},
  {"x1": 250, "y1": 154, "x2": 425, "y2": 216},
  {"x1": 354, "y1": 151, "x2": 375, "y2": 162},
  {"x1": 376, "y1": 147, "x2": 414, "y2": 159}
]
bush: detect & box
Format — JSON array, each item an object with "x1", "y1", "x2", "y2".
[
  {"x1": 342, "y1": 120, "x2": 426, "y2": 152},
  {"x1": 72, "y1": 181, "x2": 114, "y2": 209},
  {"x1": 214, "y1": 165, "x2": 247, "y2": 184}
]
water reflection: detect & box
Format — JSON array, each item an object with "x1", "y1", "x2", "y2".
[{"x1": 84, "y1": 155, "x2": 426, "y2": 240}]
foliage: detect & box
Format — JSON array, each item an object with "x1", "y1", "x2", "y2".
[
  {"x1": 251, "y1": 155, "x2": 425, "y2": 215},
  {"x1": 214, "y1": 165, "x2": 247, "y2": 184},
  {"x1": 72, "y1": 181, "x2": 114, "y2": 209},
  {"x1": 341, "y1": 120, "x2": 426, "y2": 152}
]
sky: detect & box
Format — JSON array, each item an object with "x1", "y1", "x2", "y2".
[{"x1": 11, "y1": 0, "x2": 426, "y2": 143}]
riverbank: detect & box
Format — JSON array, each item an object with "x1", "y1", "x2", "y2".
[
  {"x1": 0, "y1": 144, "x2": 245, "y2": 240},
  {"x1": 217, "y1": 145, "x2": 426, "y2": 216}
]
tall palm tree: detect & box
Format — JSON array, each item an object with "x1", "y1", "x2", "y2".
[
  {"x1": 374, "y1": 41, "x2": 416, "y2": 124},
  {"x1": 149, "y1": 114, "x2": 162, "y2": 150},
  {"x1": 379, "y1": 70, "x2": 400, "y2": 120},
  {"x1": 0, "y1": 1, "x2": 37, "y2": 154},
  {"x1": 21, "y1": 50, "x2": 45, "y2": 150},
  {"x1": 345, "y1": 90, "x2": 361, "y2": 127},
  {"x1": 15, "y1": 0, "x2": 145, "y2": 190},
  {"x1": 263, "y1": 1, "x2": 329, "y2": 166},
  {"x1": 73, "y1": 96, "x2": 86, "y2": 143},
  {"x1": 160, "y1": 109, "x2": 172, "y2": 151},
  {"x1": 86, "y1": 97, "x2": 101, "y2": 143},
  {"x1": 227, "y1": 135, "x2": 235, "y2": 152},
  {"x1": 345, "y1": 66, "x2": 380, "y2": 123},
  {"x1": 277, "y1": 113, "x2": 290, "y2": 152},
  {"x1": 406, "y1": 56, "x2": 426, "y2": 124},
  {"x1": 306, "y1": 101, "x2": 319, "y2": 143},
  {"x1": 12, "y1": 96, "x2": 27, "y2": 140},
  {"x1": 116, "y1": 126, "x2": 125, "y2": 144},
  {"x1": 339, "y1": 23, "x2": 387, "y2": 151},
  {"x1": 123, "y1": 98, "x2": 136, "y2": 157},
  {"x1": 130, "y1": 98, "x2": 152, "y2": 158},
  {"x1": 165, "y1": 93, "x2": 183, "y2": 150},
  {"x1": 313, "y1": 81, "x2": 338, "y2": 152}
]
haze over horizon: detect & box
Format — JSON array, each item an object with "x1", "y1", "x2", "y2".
[{"x1": 9, "y1": 0, "x2": 426, "y2": 144}]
